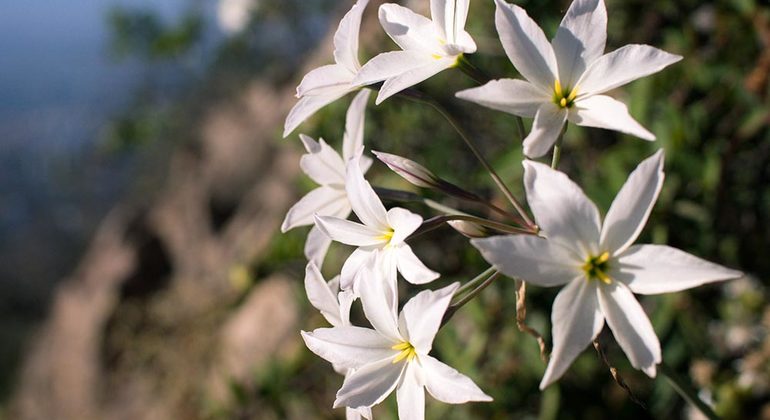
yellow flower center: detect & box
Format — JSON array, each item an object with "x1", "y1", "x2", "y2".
[
  {"x1": 553, "y1": 79, "x2": 578, "y2": 109},
  {"x1": 379, "y1": 229, "x2": 394, "y2": 243},
  {"x1": 582, "y1": 251, "x2": 612, "y2": 284},
  {"x1": 391, "y1": 341, "x2": 417, "y2": 364}
]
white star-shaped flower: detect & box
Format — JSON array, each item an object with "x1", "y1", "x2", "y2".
[
  {"x1": 281, "y1": 89, "x2": 372, "y2": 268},
  {"x1": 471, "y1": 150, "x2": 742, "y2": 388},
  {"x1": 456, "y1": 0, "x2": 682, "y2": 158},
  {"x1": 353, "y1": 0, "x2": 477, "y2": 104},
  {"x1": 284, "y1": 0, "x2": 370, "y2": 137},
  {"x1": 302, "y1": 265, "x2": 491, "y2": 419},
  {"x1": 314, "y1": 151, "x2": 440, "y2": 296}
]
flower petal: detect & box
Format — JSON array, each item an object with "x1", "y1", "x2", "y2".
[
  {"x1": 540, "y1": 279, "x2": 604, "y2": 389},
  {"x1": 396, "y1": 244, "x2": 440, "y2": 285},
  {"x1": 396, "y1": 362, "x2": 425, "y2": 420},
  {"x1": 471, "y1": 235, "x2": 581, "y2": 287},
  {"x1": 522, "y1": 103, "x2": 568, "y2": 158},
  {"x1": 343, "y1": 89, "x2": 371, "y2": 162},
  {"x1": 346, "y1": 155, "x2": 390, "y2": 231},
  {"x1": 284, "y1": 89, "x2": 353, "y2": 138},
  {"x1": 282, "y1": 186, "x2": 348, "y2": 232},
  {"x1": 597, "y1": 282, "x2": 661, "y2": 377},
  {"x1": 302, "y1": 327, "x2": 395, "y2": 369},
  {"x1": 297, "y1": 64, "x2": 357, "y2": 98},
  {"x1": 523, "y1": 160, "x2": 601, "y2": 255},
  {"x1": 315, "y1": 215, "x2": 387, "y2": 247},
  {"x1": 299, "y1": 136, "x2": 347, "y2": 186},
  {"x1": 387, "y1": 207, "x2": 423, "y2": 245},
  {"x1": 358, "y1": 254, "x2": 402, "y2": 342},
  {"x1": 570, "y1": 95, "x2": 655, "y2": 141},
  {"x1": 379, "y1": 3, "x2": 442, "y2": 53},
  {"x1": 421, "y1": 355, "x2": 492, "y2": 403},
  {"x1": 600, "y1": 150, "x2": 664, "y2": 254},
  {"x1": 305, "y1": 225, "x2": 334, "y2": 269},
  {"x1": 376, "y1": 55, "x2": 457, "y2": 104},
  {"x1": 577, "y1": 44, "x2": 682, "y2": 96},
  {"x1": 455, "y1": 79, "x2": 548, "y2": 118},
  {"x1": 335, "y1": 356, "x2": 406, "y2": 409},
  {"x1": 341, "y1": 248, "x2": 375, "y2": 291},
  {"x1": 333, "y1": 0, "x2": 369, "y2": 73},
  {"x1": 305, "y1": 262, "x2": 343, "y2": 326},
  {"x1": 430, "y1": 0, "x2": 470, "y2": 45},
  {"x1": 614, "y1": 244, "x2": 743, "y2": 295},
  {"x1": 399, "y1": 283, "x2": 458, "y2": 353},
  {"x1": 551, "y1": 0, "x2": 607, "y2": 88},
  {"x1": 493, "y1": 0, "x2": 558, "y2": 91}
]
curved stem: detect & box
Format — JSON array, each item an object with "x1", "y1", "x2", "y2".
[
  {"x1": 551, "y1": 127, "x2": 566, "y2": 169},
  {"x1": 456, "y1": 54, "x2": 492, "y2": 85},
  {"x1": 659, "y1": 363, "x2": 720, "y2": 420},
  {"x1": 443, "y1": 271, "x2": 501, "y2": 325}
]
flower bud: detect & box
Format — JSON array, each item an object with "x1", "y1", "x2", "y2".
[
  {"x1": 373, "y1": 151, "x2": 440, "y2": 189},
  {"x1": 447, "y1": 220, "x2": 490, "y2": 239}
]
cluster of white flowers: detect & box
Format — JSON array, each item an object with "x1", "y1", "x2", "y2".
[{"x1": 282, "y1": 0, "x2": 743, "y2": 418}]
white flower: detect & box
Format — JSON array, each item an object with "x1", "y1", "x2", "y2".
[
  {"x1": 281, "y1": 90, "x2": 372, "y2": 268},
  {"x1": 456, "y1": 0, "x2": 682, "y2": 158},
  {"x1": 304, "y1": 262, "x2": 372, "y2": 420},
  {"x1": 314, "y1": 152, "x2": 440, "y2": 295},
  {"x1": 471, "y1": 150, "x2": 742, "y2": 389},
  {"x1": 353, "y1": 0, "x2": 477, "y2": 104},
  {"x1": 302, "y1": 273, "x2": 492, "y2": 419},
  {"x1": 284, "y1": 0, "x2": 370, "y2": 137}
]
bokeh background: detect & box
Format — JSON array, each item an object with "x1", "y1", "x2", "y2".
[{"x1": 1, "y1": 0, "x2": 768, "y2": 419}]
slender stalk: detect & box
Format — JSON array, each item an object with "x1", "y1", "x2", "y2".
[
  {"x1": 456, "y1": 54, "x2": 491, "y2": 85},
  {"x1": 398, "y1": 89, "x2": 536, "y2": 230},
  {"x1": 515, "y1": 117, "x2": 526, "y2": 143},
  {"x1": 454, "y1": 267, "x2": 497, "y2": 298},
  {"x1": 443, "y1": 271, "x2": 501, "y2": 325},
  {"x1": 659, "y1": 363, "x2": 720, "y2": 420},
  {"x1": 411, "y1": 214, "x2": 536, "y2": 239},
  {"x1": 551, "y1": 127, "x2": 566, "y2": 169}
]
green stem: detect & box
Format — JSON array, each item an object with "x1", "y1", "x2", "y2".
[
  {"x1": 515, "y1": 117, "x2": 526, "y2": 143},
  {"x1": 443, "y1": 271, "x2": 501, "y2": 325},
  {"x1": 551, "y1": 127, "x2": 566, "y2": 169},
  {"x1": 412, "y1": 214, "x2": 536, "y2": 239},
  {"x1": 659, "y1": 363, "x2": 720, "y2": 420},
  {"x1": 456, "y1": 54, "x2": 491, "y2": 85},
  {"x1": 454, "y1": 267, "x2": 497, "y2": 297}
]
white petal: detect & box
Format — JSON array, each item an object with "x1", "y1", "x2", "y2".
[
  {"x1": 396, "y1": 362, "x2": 425, "y2": 420},
  {"x1": 396, "y1": 244, "x2": 440, "y2": 285},
  {"x1": 615, "y1": 244, "x2": 743, "y2": 295},
  {"x1": 315, "y1": 215, "x2": 387, "y2": 247},
  {"x1": 577, "y1": 44, "x2": 682, "y2": 96},
  {"x1": 540, "y1": 279, "x2": 604, "y2": 389},
  {"x1": 570, "y1": 95, "x2": 655, "y2": 141},
  {"x1": 387, "y1": 207, "x2": 423, "y2": 245},
  {"x1": 346, "y1": 156, "x2": 390, "y2": 231},
  {"x1": 305, "y1": 225, "x2": 335, "y2": 269},
  {"x1": 346, "y1": 406, "x2": 372, "y2": 420},
  {"x1": 299, "y1": 136, "x2": 347, "y2": 185},
  {"x1": 376, "y1": 55, "x2": 457, "y2": 104},
  {"x1": 600, "y1": 150, "x2": 664, "y2": 254},
  {"x1": 335, "y1": 357, "x2": 406, "y2": 409},
  {"x1": 399, "y1": 283, "x2": 458, "y2": 353},
  {"x1": 522, "y1": 103, "x2": 568, "y2": 158},
  {"x1": 284, "y1": 89, "x2": 353, "y2": 138},
  {"x1": 333, "y1": 0, "x2": 370, "y2": 73},
  {"x1": 302, "y1": 327, "x2": 395, "y2": 369},
  {"x1": 343, "y1": 89, "x2": 371, "y2": 162},
  {"x1": 493, "y1": 0, "x2": 558, "y2": 91},
  {"x1": 421, "y1": 355, "x2": 492, "y2": 403},
  {"x1": 338, "y1": 289, "x2": 356, "y2": 327},
  {"x1": 379, "y1": 3, "x2": 442, "y2": 53},
  {"x1": 523, "y1": 160, "x2": 601, "y2": 255},
  {"x1": 305, "y1": 262, "x2": 343, "y2": 326},
  {"x1": 551, "y1": 0, "x2": 607, "y2": 88},
  {"x1": 297, "y1": 64, "x2": 357, "y2": 98},
  {"x1": 341, "y1": 248, "x2": 375, "y2": 291},
  {"x1": 282, "y1": 186, "x2": 348, "y2": 232},
  {"x1": 597, "y1": 282, "x2": 661, "y2": 377},
  {"x1": 471, "y1": 235, "x2": 581, "y2": 287},
  {"x1": 430, "y1": 0, "x2": 470, "y2": 45},
  {"x1": 455, "y1": 79, "x2": 548, "y2": 118},
  {"x1": 358, "y1": 254, "x2": 402, "y2": 342}
]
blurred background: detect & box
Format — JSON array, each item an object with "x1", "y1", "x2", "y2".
[{"x1": 0, "y1": 0, "x2": 768, "y2": 419}]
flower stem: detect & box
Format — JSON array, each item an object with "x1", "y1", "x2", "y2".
[
  {"x1": 515, "y1": 117, "x2": 526, "y2": 143},
  {"x1": 659, "y1": 362, "x2": 720, "y2": 420},
  {"x1": 443, "y1": 270, "x2": 501, "y2": 325},
  {"x1": 412, "y1": 214, "x2": 537, "y2": 239},
  {"x1": 454, "y1": 266, "x2": 497, "y2": 297},
  {"x1": 456, "y1": 54, "x2": 491, "y2": 85},
  {"x1": 551, "y1": 126, "x2": 567, "y2": 169},
  {"x1": 397, "y1": 89, "x2": 536, "y2": 230}
]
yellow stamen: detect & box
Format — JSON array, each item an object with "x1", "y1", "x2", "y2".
[
  {"x1": 431, "y1": 53, "x2": 442, "y2": 60},
  {"x1": 566, "y1": 86, "x2": 579, "y2": 102},
  {"x1": 559, "y1": 97, "x2": 567, "y2": 108},
  {"x1": 379, "y1": 229, "x2": 394, "y2": 242},
  {"x1": 554, "y1": 79, "x2": 562, "y2": 96},
  {"x1": 582, "y1": 251, "x2": 612, "y2": 284},
  {"x1": 391, "y1": 341, "x2": 417, "y2": 364}
]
